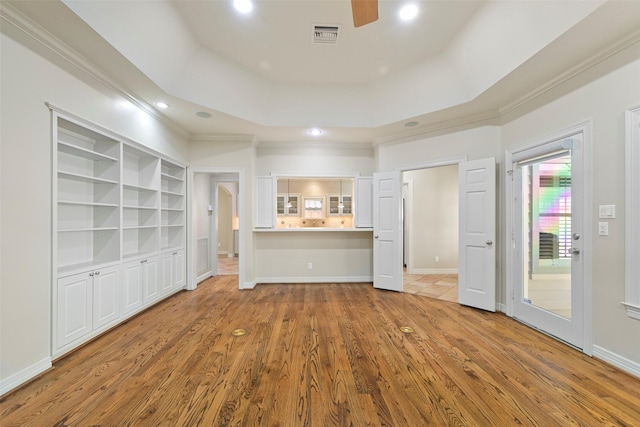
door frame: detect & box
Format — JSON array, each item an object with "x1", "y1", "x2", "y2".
[
  {"x1": 187, "y1": 167, "x2": 246, "y2": 290},
  {"x1": 505, "y1": 122, "x2": 593, "y2": 355}
]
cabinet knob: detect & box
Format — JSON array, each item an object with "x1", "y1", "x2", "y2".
[
  {"x1": 173, "y1": 252, "x2": 178, "y2": 255},
  {"x1": 89, "y1": 272, "x2": 94, "y2": 277},
  {"x1": 95, "y1": 271, "x2": 100, "y2": 275}
]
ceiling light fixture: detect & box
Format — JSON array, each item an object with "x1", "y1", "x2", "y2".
[
  {"x1": 308, "y1": 128, "x2": 323, "y2": 136},
  {"x1": 156, "y1": 102, "x2": 169, "y2": 109},
  {"x1": 399, "y1": 4, "x2": 419, "y2": 21},
  {"x1": 195, "y1": 111, "x2": 212, "y2": 118},
  {"x1": 404, "y1": 120, "x2": 419, "y2": 127},
  {"x1": 338, "y1": 179, "x2": 344, "y2": 210},
  {"x1": 233, "y1": 0, "x2": 253, "y2": 14}
]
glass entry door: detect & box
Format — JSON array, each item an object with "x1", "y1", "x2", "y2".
[{"x1": 512, "y1": 135, "x2": 584, "y2": 349}]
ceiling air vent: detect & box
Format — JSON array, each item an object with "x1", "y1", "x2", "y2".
[{"x1": 313, "y1": 25, "x2": 340, "y2": 44}]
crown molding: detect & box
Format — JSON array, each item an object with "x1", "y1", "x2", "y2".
[
  {"x1": 0, "y1": 2, "x2": 189, "y2": 139},
  {"x1": 256, "y1": 140, "x2": 375, "y2": 151},
  {"x1": 189, "y1": 134, "x2": 256, "y2": 144},
  {"x1": 500, "y1": 29, "x2": 640, "y2": 117},
  {"x1": 374, "y1": 110, "x2": 501, "y2": 147}
]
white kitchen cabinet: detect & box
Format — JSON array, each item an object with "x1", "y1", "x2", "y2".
[
  {"x1": 276, "y1": 194, "x2": 300, "y2": 216},
  {"x1": 256, "y1": 176, "x2": 275, "y2": 228},
  {"x1": 355, "y1": 177, "x2": 373, "y2": 228},
  {"x1": 327, "y1": 194, "x2": 353, "y2": 215}
]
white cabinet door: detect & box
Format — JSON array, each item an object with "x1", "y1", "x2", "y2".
[
  {"x1": 122, "y1": 260, "x2": 143, "y2": 315},
  {"x1": 174, "y1": 250, "x2": 185, "y2": 289},
  {"x1": 93, "y1": 266, "x2": 120, "y2": 329},
  {"x1": 255, "y1": 176, "x2": 275, "y2": 228},
  {"x1": 161, "y1": 253, "x2": 173, "y2": 294},
  {"x1": 142, "y1": 257, "x2": 160, "y2": 304},
  {"x1": 57, "y1": 272, "x2": 93, "y2": 347},
  {"x1": 355, "y1": 177, "x2": 373, "y2": 228},
  {"x1": 161, "y1": 250, "x2": 185, "y2": 293}
]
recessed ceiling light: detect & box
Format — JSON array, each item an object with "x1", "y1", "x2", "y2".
[
  {"x1": 308, "y1": 128, "x2": 323, "y2": 136},
  {"x1": 404, "y1": 121, "x2": 419, "y2": 127},
  {"x1": 399, "y1": 4, "x2": 419, "y2": 21},
  {"x1": 233, "y1": 0, "x2": 253, "y2": 14},
  {"x1": 156, "y1": 102, "x2": 169, "y2": 109},
  {"x1": 195, "y1": 111, "x2": 212, "y2": 118}
]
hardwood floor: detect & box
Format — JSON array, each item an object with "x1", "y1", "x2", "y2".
[
  {"x1": 2, "y1": 277, "x2": 639, "y2": 426},
  {"x1": 217, "y1": 254, "x2": 239, "y2": 275}
]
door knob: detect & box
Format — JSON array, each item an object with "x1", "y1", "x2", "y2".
[{"x1": 569, "y1": 248, "x2": 580, "y2": 255}]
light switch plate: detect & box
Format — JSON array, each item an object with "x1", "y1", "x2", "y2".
[
  {"x1": 599, "y1": 204, "x2": 616, "y2": 219},
  {"x1": 598, "y1": 222, "x2": 609, "y2": 236}
]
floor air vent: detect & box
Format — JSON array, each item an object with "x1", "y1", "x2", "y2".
[{"x1": 313, "y1": 25, "x2": 340, "y2": 44}]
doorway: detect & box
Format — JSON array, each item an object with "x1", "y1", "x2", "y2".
[
  {"x1": 189, "y1": 168, "x2": 243, "y2": 290},
  {"x1": 373, "y1": 158, "x2": 495, "y2": 311},
  {"x1": 216, "y1": 182, "x2": 238, "y2": 275},
  {"x1": 402, "y1": 165, "x2": 459, "y2": 303},
  {"x1": 510, "y1": 130, "x2": 589, "y2": 350}
]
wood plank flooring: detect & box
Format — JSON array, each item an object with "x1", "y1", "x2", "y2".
[{"x1": 2, "y1": 277, "x2": 639, "y2": 426}]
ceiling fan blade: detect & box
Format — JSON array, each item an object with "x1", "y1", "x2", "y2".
[{"x1": 351, "y1": 0, "x2": 379, "y2": 27}]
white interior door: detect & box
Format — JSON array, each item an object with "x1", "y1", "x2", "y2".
[
  {"x1": 458, "y1": 158, "x2": 496, "y2": 311},
  {"x1": 512, "y1": 136, "x2": 584, "y2": 349},
  {"x1": 373, "y1": 171, "x2": 403, "y2": 292}
]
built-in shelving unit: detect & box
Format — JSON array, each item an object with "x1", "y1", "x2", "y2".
[
  {"x1": 160, "y1": 159, "x2": 185, "y2": 252},
  {"x1": 52, "y1": 111, "x2": 186, "y2": 357},
  {"x1": 56, "y1": 118, "x2": 121, "y2": 274}
]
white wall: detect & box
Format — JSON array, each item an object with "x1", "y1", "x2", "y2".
[
  {"x1": 501, "y1": 53, "x2": 640, "y2": 366},
  {"x1": 377, "y1": 126, "x2": 502, "y2": 171},
  {"x1": 256, "y1": 144, "x2": 375, "y2": 176},
  {"x1": 254, "y1": 231, "x2": 373, "y2": 283},
  {"x1": 193, "y1": 173, "x2": 212, "y2": 278},
  {"x1": 217, "y1": 186, "x2": 233, "y2": 254},
  {"x1": 188, "y1": 139, "x2": 254, "y2": 284},
  {"x1": 0, "y1": 30, "x2": 188, "y2": 391}
]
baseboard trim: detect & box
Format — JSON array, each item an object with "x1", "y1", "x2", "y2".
[
  {"x1": 0, "y1": 357, "x2": 52, "y2": 397},
  {"x1": 196, "y1": 271, "x2": 212, "y2": 284},
  {"x1": 592, "y1": 345, "x2": 640, "y2": 379},
  {"x1": 255, "y1": 276, "x2": 373, "y2": 285},
  {"x1": 409, "y1": 268, "x2": 458, "y2": 275}
]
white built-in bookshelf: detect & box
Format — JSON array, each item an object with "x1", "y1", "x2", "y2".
[{"x1": 52, "y1": 111, "x2": 186, "y2": 356}]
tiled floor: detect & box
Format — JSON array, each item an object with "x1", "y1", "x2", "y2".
[
  {"x1": 403, "y1": 272, "x2": 458, "y2": 303},
  {"x1": 218, "y1": 254, "x2": 238, "y2": 275}
]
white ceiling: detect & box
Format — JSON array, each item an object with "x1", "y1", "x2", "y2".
[{"x1": 5, "y1": 0, "x2": 640, "y2": 145}]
